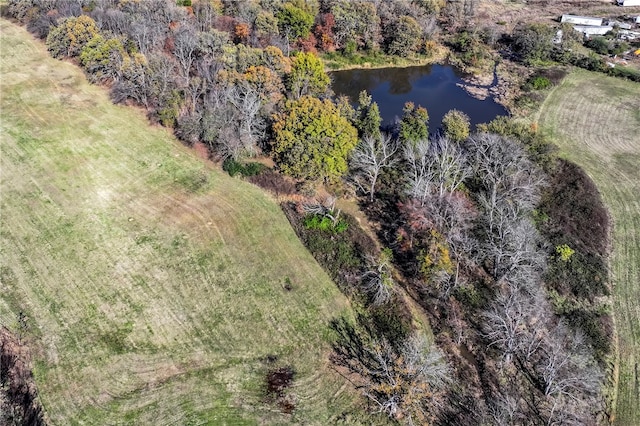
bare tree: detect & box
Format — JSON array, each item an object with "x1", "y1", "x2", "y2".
[
  {"x1": 342, "y1": 333, "x2": 451, "y2": 425},
  {"x1": 350, "y1": 133, "x2": 399, "y2": 201},
  {"x1": 200, "y1": 83, "x2": 266, "y2": 159},
  {"x1": 91, "y1": 6, "x2": 131, "y2": 36},
  {"x1": 193, "y1": 0, "x2": 218, "y2": 32},
  {"x1": 225, "y1": 84, "x2": 265, "y2": 157},
  {"x1": 185, "y1": 76, "x2": 204, "y2": 113},
  {"x1": 465, "y1": 133, "x2": 544, "y2": 232},
  {"x1": 360, "y1": 248, "x2": 395, "y2": 306},
  {"x1": 142, "y1": 52, "x2": 178, "y2": 109},
  {"x1": 302, "y1": 196, "x2": 342, "y2": 224},
  {"x1": 483, "y1": 289, "x2": 530, "y2": 366},
  {"x1": 173, "y1": 23, "x2": 199, "y2": 82},
  {"x1": 404, "y1": 138, "x2": 431, "y2": 203},
  {"x1": 405, "y1": 136, "x2": 469, "y2": 204},
  {"x1": 487, "y1": 392, "x2": 523, "y2": 426},
  {"x1": 482, "y1": 213, "x2": 546, "y2": 286},
  {"x1": 130, "y1": 16, "x2": 164, "y2": 54},
  {"x1": 111, "y1": 54, "x2": 150, "y2": 107},
  {"x1": 536, "y1": 322, "x2": 604, "y2": 425}
]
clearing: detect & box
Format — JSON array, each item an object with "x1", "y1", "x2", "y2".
[
  {"x1": 537, "y1": 69, "x2": 640, "y2": 425},
  {"x1": 0, "y1": 19, "x2": 361, "y2": 425}
]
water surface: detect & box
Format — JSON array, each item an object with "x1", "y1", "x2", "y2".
[{"x1": 331, "y1": 64, "x2": 508, "y2": 132}]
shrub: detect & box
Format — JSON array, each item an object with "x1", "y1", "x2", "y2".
[
  {"x1": 281, "y1": 203, "x2": 374, "y2": 287},
  {"x1": 454, "y1": 284, "x2": 484, "y2": 309},
  {"x1": 525, "y1": 75, "x2": 552, "y2": 91},
  {"x1": 555, "y1": 244, "x2": 575, "y2": 262},
  {"x1": 222, "y1": 158, "x2": 267, "y2": 177},
  {"x1": 303, "y1": 214, "x2": 348, "y2": 233},
  {"x1": 585, "y1": 37, "x2": 609, "y2": 55},
  {"x1": 607, "y1": 66, "x2": 640, "y2": 83}
]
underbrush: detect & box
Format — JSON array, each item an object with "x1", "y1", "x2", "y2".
[
  {"x1": 222, "y1": 158, "x2": 267, "y2": 177},
  {"x1": 514, "y1": 67, "x2": 568, "y2": 115},
  {"x1": 282, "y1": 203, "x2": 371, "y2": 292},
  {"x1": 281, "y1": 202, "x2": 413, "y2": 345},
  {"x1": 539, "y1": 159, "x2": 612, "y2": 360}
]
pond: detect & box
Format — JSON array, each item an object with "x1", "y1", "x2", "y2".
[{"x1": 331, "y1": 64, "x2": 508, "y2": 133}]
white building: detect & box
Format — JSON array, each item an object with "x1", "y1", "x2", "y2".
[
  {"x1": 635, "y1": 16, "x2": 640, "y2": 24},
  {"x1": 617, "y1": 0, "x2": 640, "y2": 6},
  {"x1": 561, "y1": 15, "x2": 604, "y2": 26},
  {"x1": 573, "y1": 25, "x2": 614, "y2": 36}
]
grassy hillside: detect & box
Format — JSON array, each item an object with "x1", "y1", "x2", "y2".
[
  {"x1": 537, "y1": 70, "x2": 640, "y2": 425},
  {"x1": 0, "y1": 19, "x2": 361, "y2": 425}
]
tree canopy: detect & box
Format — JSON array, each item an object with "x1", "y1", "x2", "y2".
[
  {"x1": 271, "y1": 96, "x2": 358, "y2": 182},
  {"x1": 287, "y1": 51, "x2": 330, "y2": 98},
  {"x1": 441, "y1": 109, "x2": 470, "y2": 142},
  {"x1": 277, "y1": 1, "x2": 315, "y2": 40},
  {"x1": 355, "y1": 91, "x2": 382, "y2": 139},
  {"x1": 46, "y1": 15, "x2": 99, "y2": 58},
  {"x1": 400, "y1": 102, "x2": 429, "y2": 144}
]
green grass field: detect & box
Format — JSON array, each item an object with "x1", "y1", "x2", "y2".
[
  {"x1": 0, "y1": 19, "x2": 364, "y2": 425},
  {"x1": 537, "y1": 70, "x2": 640, "y2": 425}
]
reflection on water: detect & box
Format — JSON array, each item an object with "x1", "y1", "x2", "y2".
[{"x1": 331, "y1": 64, "x2": 507, "y2": 132}]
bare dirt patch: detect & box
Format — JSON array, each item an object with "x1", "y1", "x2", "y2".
[{"x1": 0, "y1": 327, "x2": 45, "y2": 426}]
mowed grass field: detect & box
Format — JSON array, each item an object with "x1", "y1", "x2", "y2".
[
  {"x1": 537, "y1": 70, "x2": 640, "y2": 425},
  {"x1": 0, "y1": 19, "x2": 362, "y2": 424}
]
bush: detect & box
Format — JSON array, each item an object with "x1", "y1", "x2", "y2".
[
  {"x1": 303, "y1": 214, "x2": 349, "y2": 233},
  {"x1": 549, "y1": 291, "x2": 612, "y2": 360},
  {"x1": 222, "y1": 158, "x2": 267, "y2": 177},
  {"x1": 607, "y1": 65, "x2": 640, "y2": 83},
  {"x1": 477, "y1": 116, "x2": 558, "y2": 171},
  {"x1": 282, "y1": 204, "x2": 377, "y2": 288},
  {"x1": 539, "y1": 160, "x2": 612, "y2": 360},
  {"x1": 585, "y1": 36, "x2": 610, "y2": 55},
  {"x1": 525, "y1": 75, "x2": 552, "y2": 91},
  {"x1": 454, "y1": 284, "x2": 485, "y2": 309}
]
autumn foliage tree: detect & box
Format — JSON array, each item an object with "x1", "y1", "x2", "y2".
[
  {"x1": 80, "y1": 35, "x2": 128, "y2": 82},
  {"x1": 287, "y1": 51, "x2": 330, "y2": 98},
  {"x1": 277, "y1": 1, "x2": 315, "y2": 41},
  {"x1": 441, "y1": 109, "x2": 471, "y2": 142},
  {"x1": 46, "y1": 15, "x2": 99, "y2": 58},
  {"x1": 386, "y1": 15, "x2": 422, "y2": 56},
  {"x1": 271, "y1": 96, "x2": 358, "y2": 182}
]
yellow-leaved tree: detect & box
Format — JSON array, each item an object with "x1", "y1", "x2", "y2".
[{"x1": 272, "y1": 96, "x2": 358, "y2": 183}]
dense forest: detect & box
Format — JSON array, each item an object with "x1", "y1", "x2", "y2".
[{"x1": 4, "y1": 0, "x2": 616, "y2": 424}]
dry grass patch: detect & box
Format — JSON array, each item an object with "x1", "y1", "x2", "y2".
[
  {"x1": 537, "y1": 69, "x2": 640, "y2": 426},
  {"x1": 0, "y1": 19, "x2": 365, "y2": 425}
]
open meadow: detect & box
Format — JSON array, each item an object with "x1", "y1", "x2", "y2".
[
  {"x1": 537, "y1": 70, "x2": 640, "y2": 425},
  {"x1": 0, "y1": 19, "x2": 363, "y2": 424}
]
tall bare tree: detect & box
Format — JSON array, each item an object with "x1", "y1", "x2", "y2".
[
  {"x1": 405, "y1": 136, "x2": 469, "y2": 204},
  {"x1": 173, "y1": 23, "x2": 199, "y2": 82},
  {"x1": 350, "y1": 133, "x2": 399, "y2": 201}
]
